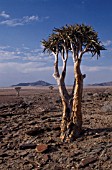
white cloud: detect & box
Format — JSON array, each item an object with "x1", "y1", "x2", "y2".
[
  {"x1": 0, "y1": 45, "x2": 47, "y2": 62},
  {"x1": 0, "y1": 10, "x2": 49, "y2": 27},
  {"x1": 102, "y1": 40, "x2": 112, "y2": 47},
  {"x1": 0, "y1": 45, "x2": 10, "y2": 50},
  {"x1": 0, "y1": 11, "x2": 10, "y2": 18},
  {"x1": 81, "y1": 65, "x2": 112, "y2": 72},
  {"x1": 40, "y1": 16, "x2": 49, "y2": 21},
  {"x1": 0, "y1": 15, "x2": 39, "y2": 27},
  {"x1": 65, "y1": 65, "x2": 112, "y2": 84},
  {"x1": 0, "y1": 46, "x2": 22, "y2": 60},
  {"x1": 28, "y1": 15, "x2": 39, "y2": 21},
  {"x1": 0, "y1": 62, "x2": 46, "y2": 73}
]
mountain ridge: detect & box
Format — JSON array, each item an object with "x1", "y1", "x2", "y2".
[
  {"x1": 88, "y1": 81, "x2": 112, "y2": 86},
  {"x1": 12, "y1": 80, "x2": 52, "y2": 87}
]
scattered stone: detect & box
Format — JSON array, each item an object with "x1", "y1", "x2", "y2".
[
  {"x1": 19, "y1": 151, "x2": 29, "y2": 157},
  {"x1": 87, "y1": 92, "x2": 93, "y2": 96},
  {"x1": 100, "y1": 155, "x2": 109, "y2": 161},
  {"x1": 107, "y1": 143, "x2": 112, "y2": 148},
  {"x1": 26, "y1": 127, "x2": 44, "y2": 136},
  {"x1": 41, "y1": 154, "x2": 49, "y2": 165},
  {"x1": 0, "y1": 153, "x2": 8, "y2": 157},
  {"x1": 19, "y1": 143, "x2": 37, "y2": 150},
  {"x1": 93, "y1": 133, "x2": 101, "y2": 138},
  {"x1": 90, "y1": 148, "x2": 102, "y2": 155},
  {"x1": 53, "y1": 125, "x2": 60, "y2": 131},
  {"x1": 36, "y1": 144, "x2": 48, "y2": 153},
  {"x1": 84, "y1": 167, "x2": 91, "y2": 170},
  {"x1": 71, "y1": 150, "x2": 82, "y2": 157},
  {"x1": 93, "y1": 93, "x2": 99, "y2": 97},
  {"x1": 0, "y1": 87, "x2": 112, "y2": 169},
  {"x1": 0, "y1": 104, "x2": 8, "y2": 109},
  {"x1": 79, "y1": 156, "x2": 98, "y2": 167},
  {"x1": 102, "y1": 101, "x2": 112, "y2": 112}
]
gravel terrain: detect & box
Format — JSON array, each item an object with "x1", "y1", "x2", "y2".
[{"x1": 0, "y1": 87, "x2": 112, "y2": 170}]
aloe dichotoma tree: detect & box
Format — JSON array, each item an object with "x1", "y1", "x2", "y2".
[{"x1": 42, "y1": 24, "x2": 105, "y2": 142}]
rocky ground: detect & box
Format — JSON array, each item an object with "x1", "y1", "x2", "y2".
[{"x1": 0, "y1": 87, "x2": 112, "y2": 170}]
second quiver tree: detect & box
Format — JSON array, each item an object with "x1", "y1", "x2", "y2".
[
  {"x1": 42, "y1": 24, "x2": 105, "y2": 142},
  {"x1": 15, "y1": 87, "x2": 21, "y2": 97}
]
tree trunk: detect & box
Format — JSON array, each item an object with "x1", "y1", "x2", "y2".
[
  {"x1": 57, "y1": 79, "x2": 71, "y2": 141},
  {"x1": 68, "y1": 59, "x2": 84, "y2": 141},
  {"x1": 60, "y1": 99, "x2": 72, "y2": 141},
  {"x1": 54, "y1": 54, "x2": 84, "y2": 142},
  {"x1": 17, "y1": 91, "x2": 20, "y2": 96},
  {"x1": 60, "y1": 59, "x2": 84, "y2": 142}
]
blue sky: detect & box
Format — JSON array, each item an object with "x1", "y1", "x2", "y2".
[{"x1": 0, "y1": 0, "x2": 112, "y2": 87}]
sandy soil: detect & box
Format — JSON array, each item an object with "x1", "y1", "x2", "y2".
[{"x1": 0, "y1": 87, "x2": 112, "y2": 170}]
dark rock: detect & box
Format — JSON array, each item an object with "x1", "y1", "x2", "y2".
[
  {"x1": 0, "y1": 153, "x2": 9, "y2": 157},
  {"x1": 87, "y1": 92, "x2": 93, "y2": 96},
  {"x1": 47, "y1": 138, "x2": 55, "y2": 143},
  {"x1": 0, "y1": 104, "x2": 8, "y2": 109},
  {"x1": 55, "y1": 99, "x2": 62, "y2": 103},
  {"x1": 28, "y1": 121, "x2": 37, "y2": 125},
  {"x1": 26, "y1": 127, "x2": 44, "y2": 136},
  {"x1": 79, "y1": 156, "x2": 98, "y2": 167},
  {"x1": 0, "y1": 130, "x2": 3, "y2": 135},
  {"x1": 41, "y1": 116, "x2": 49, "y2": 120},
  {"x1": 53, "y1": 125, "x2": 60, "y2": 131},
  {"x1": 0, "y1": 113, "x2": 14, "y2": 118},
  {"x1": 20, "y1": 143, "x2": 37, "y2": 150},
  {"x1": 93, "y1": 133, "x2": 101, "y2": 138}
]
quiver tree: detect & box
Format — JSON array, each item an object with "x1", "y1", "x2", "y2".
[
  {"x1": 49, "y1": 86, "x2": 54, "y2": 92},
  {"x1": 42, "y1": 24, "x2": 105, "y2": 142},
  {"x1": 15, "y1": 87, "x2": 21, "y2": 96}
]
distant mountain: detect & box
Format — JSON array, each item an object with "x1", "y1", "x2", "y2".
[
  {"x1": 12, "y1": 80, "x2": 52, "y2": 87},
  {"x1": 88, "y1": 81, "x2": 112, "y2": 86}
]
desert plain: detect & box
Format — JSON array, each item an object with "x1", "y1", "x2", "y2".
[{"x1": 0, "y1": 86, "x2": 112, "y2": 170}]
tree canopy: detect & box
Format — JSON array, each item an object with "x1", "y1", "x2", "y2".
[{"x1": 42, "y1": 24, "x2": 105, "y2": 60}]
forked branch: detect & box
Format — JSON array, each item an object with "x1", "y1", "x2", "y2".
[{"x1": 53, "y1": 50, "x2": 60, "y2": 79}]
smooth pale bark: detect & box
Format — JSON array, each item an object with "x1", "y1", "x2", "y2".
[
  {"x1": 69, "y1": 59, "x2": 84, "y2": 140},
  {"x1": 60, "y1": 59, "x2": 84, "y2": 142},
  {"x1": 53, "y1": 52, "x2": 84, "y2": 142},
  {"x1": 56, "y1": 77, "x2": 71, "y2": 140},
  {"x1": 53, "y1": 52, "x2": 72, "y2": 141},
  {"x1": 58, "y1": 79, "x2": 72, "y2": 141}
]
